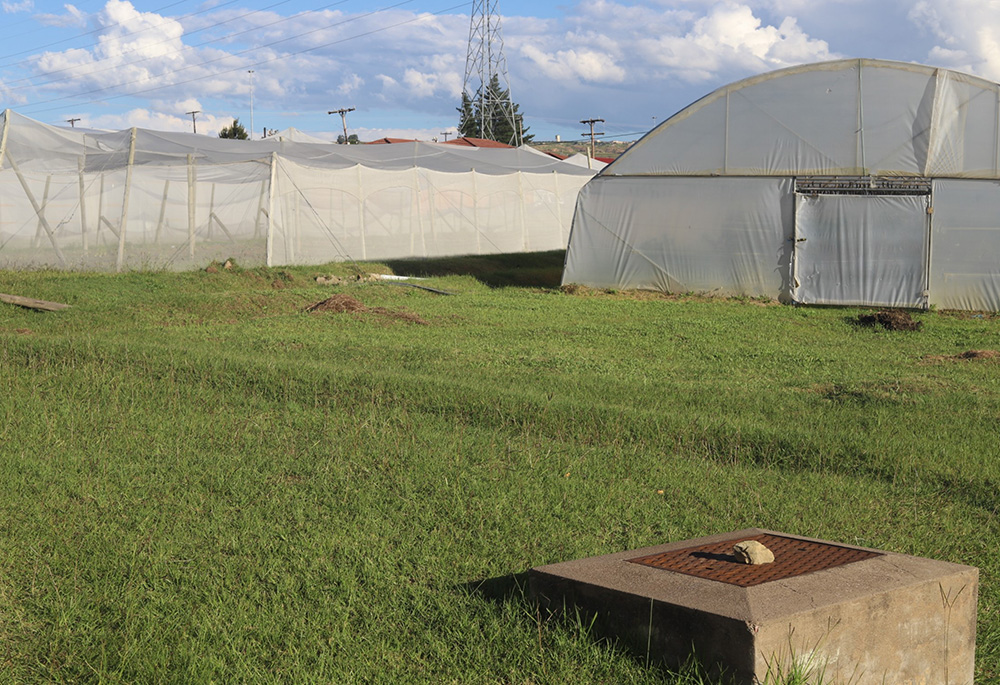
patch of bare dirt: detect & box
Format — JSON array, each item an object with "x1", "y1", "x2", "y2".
[
  {"x1": 855, "y1": 309, "x2": 923, "y2": 331},
  {"x1": 14, "y1": 328, "x2": 32, "y2": 335},
  {"x1": 306, "y1": 294, "x2": 367, "y2": 313},
  {"x1": 305, "y1": 294, "x2": 428, "y2": 324},
  {"x1": 924, "y1": 349, "x2": 1000, "y2": 363}
]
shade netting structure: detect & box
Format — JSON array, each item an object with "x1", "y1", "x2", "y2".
[
  {"x1": 0, "y1": 111, "x2": 595, "y2": 271},
  {"x1": 563, "y1": 58, "x2": 1000, "y2": 311}
]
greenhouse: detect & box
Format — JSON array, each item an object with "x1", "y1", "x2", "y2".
[
  {"x1": 563, "y1": 59, "x2": 1000, "y2": 311},
  {"x1": 0, "y1": 110, "x2": 595, "y2": 271}
]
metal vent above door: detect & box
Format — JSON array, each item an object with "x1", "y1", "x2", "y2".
[{"x1": 795, "y1": 176, "x2": 931, "y2": 196}]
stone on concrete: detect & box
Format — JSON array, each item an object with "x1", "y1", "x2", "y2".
[{"x1": 733, "y1": 540, "x2": 774, "y2": 565}]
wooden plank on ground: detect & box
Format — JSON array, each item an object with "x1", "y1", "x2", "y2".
[{"x1": 0, "y1": 293, "x2": 71, "y2": 311}]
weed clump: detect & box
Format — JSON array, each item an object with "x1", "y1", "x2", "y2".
[{"x1": 855, "y1": 309, "x2": 922, "y2": 331}]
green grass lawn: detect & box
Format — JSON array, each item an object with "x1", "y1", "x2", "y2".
[{"x1": 1, "y1": 253, "x2": 998, "y2": 683}]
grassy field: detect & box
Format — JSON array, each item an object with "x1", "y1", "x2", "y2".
[{"x1": 1, "y1": 251, "x2": 998, "y2": 683}]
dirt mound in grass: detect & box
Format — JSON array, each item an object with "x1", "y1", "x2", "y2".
[
  {"x1": 305, "y1": 294, "x2": 428, "y2": 324},
  {"x1": 856, "y1": 309, "x2": 923, "y2": 331},
  {"x1": 924, "y1": 349, "x2": 1000, "y2": 363},
  {"x1": 306, "y1": 294, "x2": 368, "y2": 313}
]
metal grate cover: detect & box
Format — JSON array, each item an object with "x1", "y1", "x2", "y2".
[
  {"x1": 627, "y1": 533, "x2": 882, "y2": 587},
  {"x1": 794, "y1": 176, "x2": 931, "y2": 196}
]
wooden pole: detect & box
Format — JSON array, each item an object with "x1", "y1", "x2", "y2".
[
  {"x1": 6, "y1": 154, "x2": 67, "y2": 266},
  {"x1": 115, "y1": 127, "x2": 137, "y2": 272}
]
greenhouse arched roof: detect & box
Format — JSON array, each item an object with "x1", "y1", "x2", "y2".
[{"x1": 606, "y1": 59, "x2": 1000, "y2": 179}]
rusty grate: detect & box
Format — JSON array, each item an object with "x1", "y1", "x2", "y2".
[{"x1": 627, "y1": 534, "x2": 882, "y2": 587}]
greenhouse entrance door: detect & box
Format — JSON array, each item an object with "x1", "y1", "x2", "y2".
[{"x1": 792, "y1": 180, "x2": 931, "y2": 308}]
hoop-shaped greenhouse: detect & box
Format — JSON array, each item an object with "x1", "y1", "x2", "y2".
[
  {"x1": 0, "y1": 110, "x2": 595, "y2": 271},
  {"x1": 563, "y1": 58, "x2": 1000, "y2": 311}
]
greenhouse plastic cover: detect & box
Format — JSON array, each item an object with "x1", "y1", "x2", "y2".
[
  {"x1": 564, "y1": 59, "x2": 1000, "y2": 311},
  {"x1": 608, "y1": 59, "x2": 1000, "y2": 178},
  {"x1": 0, "y1": 110, "x2": 595, "y2": 271}
]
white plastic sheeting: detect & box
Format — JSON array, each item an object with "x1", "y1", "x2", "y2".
[
  {"x1": 792, "y1": 194, "x2": 929, "y2": 307},
  {"x1": 564, "y1": 59, "x2": 1000, "y2": 310},
  {"x1": 608, "y1": 59, "x2": 1000, "y2": 178},
  {"x1": 929, "y1": 180, "x2": 1000, "y2": 311},
  {"x1": 0, "y1": 110, "x2": 594, "y2": 271},
  {"x1": 564, "y1": 177, "x2": 793, "y2": 295}
]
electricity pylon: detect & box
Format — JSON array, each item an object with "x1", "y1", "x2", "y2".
[{"x1": 462, "y1": 0, "x2": 521, "y2": 146}]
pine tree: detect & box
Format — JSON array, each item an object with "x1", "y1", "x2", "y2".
[
  {"x1": 218, "y1": 118, "x2": 249, "y2": 140},
  {"x1": 457, "y1": 76, "x2": 532, "y2": 145}
]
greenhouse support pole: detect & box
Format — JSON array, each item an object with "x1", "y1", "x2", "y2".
[
  {"x1": 97, "y1": 174, "x2": 105, "y2": 243},
  {"x1": 517, "y1": 171, "x2": 527, "y2": 251},
  {"x1": 6, "y1": 154, "x2": 67, "y2": 266},
  {"x1": 994, "y1": 85, "x2": 1000, "y2": 177},
  {"x1": 356, "y1": 164, "x2": 366, "y2": 260},
  {"x1": 411, "y1": 166, "x2": 424, "y2": 256},
  {"x1": 115, "y1": 127, "x2": 137, "y2": 272},
  {"x1": 553, "y1": 170, "x2": 564, "y2": 243},
  {"x1": 472, "y1": 170, "x2": 481, "y2": 255},
  {"x1": 187, "y1": 154, "x2": 197, "y2": 259},
  {"x1": 78, "y1": 156, "x2": 89, "y2": 251},
  {"x1": 155, "y1": 180, "x2": 170, "y2": 244},
  {"x1": 265, "y1": 152, "x2": 277, "y2": 266},
  {"x1": 208, "y1": 183, "x2": 215, "y2": 239},
  {"x1": 426, "y1": 172, "x2": 438, "y2": 250},
  {"x1": 293, "y1": 188, "x2": 300, "y2": 261},
  {"x1": 0, "y1": 109, "x2": 10, "y2": 170},
  {"x1": 32, "y1": 175, "x2": 52, "y2": 248},
  {"x1": 255, "y1": 180, "x2": 267, "y2": 239}
]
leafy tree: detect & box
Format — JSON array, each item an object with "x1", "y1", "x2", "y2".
[
  {"x1": 457, "y1": 75, "x2": 532, "y2": 145},
  {"x1": 336, "y1": 133, "x2": 360, "y2": 144},
  {"x1": 218, "y1": 118, "x2": 249, "y2": 139}
]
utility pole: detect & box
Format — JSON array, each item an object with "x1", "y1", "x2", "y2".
[
  {"x1": 580, "y1": 118, "x2": 605, "y2": 169},
  {"x1": 248, "y1": 70, "x2": 255, "y2": 141},
  {"x1": 440, "y1": 131, "x2": 451, "y2": 142},
  {"x1": 328, "y1": 107, "x2": 355, "y2": 144},
  {"x1": 186, "y1": 110, "x2": 201, "y2": 134},
  {"x1": 66, "y1": 118, "x2": 81, "y2": 128}
]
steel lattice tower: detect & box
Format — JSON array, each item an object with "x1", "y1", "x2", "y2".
[{"x1": 462, "y1": 0, "x2": 521, "y2": 145}]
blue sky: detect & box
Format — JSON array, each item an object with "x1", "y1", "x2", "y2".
[{"x1": 0, "y1": 0, "x2": 995, "y2": 141}]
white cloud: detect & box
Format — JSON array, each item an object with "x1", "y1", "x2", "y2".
[
  {"x1": 636, "y1": 3, "x2": 835, "y2": 82},
  {"x1": 2, "y1": 0, "x2": 33, "y2": 13},
  {"x1": 36, "y1": 3, "x2": 86, "y2": 27},
  {"x1": 338, "y1": 74, "x2": 364, "y2": 96},
  {"x1": 909, "y1": 0, "x2": 1000, "y2": 81},
  {"x1": 521, "y1": 45, "x2": 626, "y2": 83}
]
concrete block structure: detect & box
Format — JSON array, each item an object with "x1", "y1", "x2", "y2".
[{"x1": 529, "y1": 528, "x2": 977, "y2": 684}]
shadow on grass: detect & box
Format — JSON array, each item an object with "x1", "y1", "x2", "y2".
[
  {"x1": 462, "y1": 570, "x2": 533, "y2": 604},
  {"x1": 698, "y1": 424, "x2": 1000, "y2": 516},
  {"x1": 385, "y1": 250, "x2": 566, "y2": 289},
  {"x1": 462, "y1": 571, "x2": 725, "y2": 683}
]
